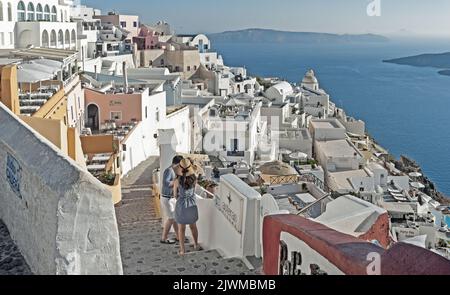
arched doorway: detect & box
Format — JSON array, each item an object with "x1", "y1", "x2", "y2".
[{"x1": 86, "y1": 104, "x2": 99, "y2": 131}]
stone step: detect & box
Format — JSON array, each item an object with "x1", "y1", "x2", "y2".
[{"x1": 122, "y1": 246, "x2": 254, "y2": 275}]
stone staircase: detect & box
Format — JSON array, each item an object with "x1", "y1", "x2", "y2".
[{"x1": 116, "y1": 157, "x2": 260, "y2": 275}]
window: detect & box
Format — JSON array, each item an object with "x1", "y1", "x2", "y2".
[
  {"x1": 9, "y1": 32, "x2": 12, "y2": 45},
  {"x1": 7, "y1": 2, "x2": 11, "y2": 21},
  {"x1": 27, "y1": 2, "x2": 35, "y2": 21},
  {"x1": 0, "y1": 2, "x2": 3, "y2": 21},
  {"x1": 44, "y1": 5, "x2": 50, "y2": 21},
  {"x1": 65, "y1": 30, "x2": 70, "y2": 47},
  {"x1": 77, "y1": 97, "x2": 81, "y2": 109},
  {"x1": 145, "y1": 106, "x2": 148, "y2": 119},
  {"x1": 133, "y1": 21, "x2": 138, "y2": 27},
  {"x1": 58, "y1": 30, "x2": 63, "y2": 47},
  {"x1": 182, "y1": 122, "x2": 185, "y2": 133},
  {"x1": 187, "y1": 66, "x2": 191, "y2": 71},
  {"x1": 70, "y1": 106, "x2": 74, "y2": 121},
  {"x1": 41, "y1": 30, "x2": 49, "y2": 47},
  {"x1": 120, "y1": 21, "x2": 126, "y2": 28},
  {"x1": 160, "y1": 59, "x2": 164, "y2": 65},
  {"x1": 0, "y1": 33, "x2": 4, "y2": 46},
  {"x1": 36, "y1": 4, "x2": 43, "y2": 20},
  {"x1": 51, "y1": 6, "x2": 57, "y2": 22},
  {"x1": 17, "y1": 1, "x2": 25, "y2": 21},
  {"x1": 111, "y1": 111, "x2": 122, "y2": 121},
  {"x1": 155, "y1": 108, "x2": 160, "y2": 122},
  {"x1": 50, "y1": 30, "x2": 56, "y2": 47}
]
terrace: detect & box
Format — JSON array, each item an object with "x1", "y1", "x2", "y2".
[{"x1": 18, "y1": 85, "x2": 61, "y2": 116}]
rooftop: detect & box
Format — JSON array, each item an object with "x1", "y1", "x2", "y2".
[
  {"x1": 316, "y1": 139, "x2": 362, "y2": 158},
  {"x1": 311, "y1": 118, "x2": 344, "y2": 130},
  {"x1": 11, "y1": 48, "x2": 79, "y2": 65},
  {"x1": 328, "y1": 169, "x2": 371, "y2": 191}
]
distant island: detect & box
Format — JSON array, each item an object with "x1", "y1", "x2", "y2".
[
  {"x1": 208, "y1": 28, "x2": 389, "y2": 44},
  {"x1": 384, "y1": 52, "x2": 450, "y2": 77}
]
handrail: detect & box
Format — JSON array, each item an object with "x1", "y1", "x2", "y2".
[
  {"x1": 296, "y1": 193, "x2": 331, "y2": 216},
  {"x1": 262, "y1": 214, "x2": 450, "y2": 275}
]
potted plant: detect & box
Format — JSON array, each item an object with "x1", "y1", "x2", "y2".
[{"x1": 198, "y1": 179, "x2": 219, "y2": 196}]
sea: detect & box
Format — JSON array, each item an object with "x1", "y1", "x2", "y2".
[{"x1": 213, "y1": 39, "x2": 450, "y2": 201}]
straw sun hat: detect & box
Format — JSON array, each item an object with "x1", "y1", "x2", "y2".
[{"x1": 174, "y1": 158, "x2": 196, "y2": 177}]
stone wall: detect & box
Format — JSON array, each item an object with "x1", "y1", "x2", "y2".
[{"x1": 0, "y1": 104, "x2": 123, "y2": 275}]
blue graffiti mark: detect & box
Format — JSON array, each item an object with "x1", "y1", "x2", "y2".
[{"x1": 6, "y1": 153, "x2": 22, "y2": 199}]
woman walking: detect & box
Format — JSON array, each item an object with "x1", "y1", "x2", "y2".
[{"x1": 173, "y1": 158, "x2": 201, "y2": 256}]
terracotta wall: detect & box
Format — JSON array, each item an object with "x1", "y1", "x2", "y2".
[
  {"x1": 80, "y1": 134, "x2": 116, "y2": 155},
  {"x1": 84, "y1": 88, "x2": 142, "y2": 125}
]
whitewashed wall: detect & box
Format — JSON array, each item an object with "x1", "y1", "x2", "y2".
[
  {"x1": 0, "y1": 104, "x2": 122, "y2": 275},
  {"x1": 194, "y1": 174, "x2": 262, "y2": 260}
]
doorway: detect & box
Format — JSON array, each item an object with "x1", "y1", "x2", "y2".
[{"x1": 87, "y1": 104, "x2": 99, "y2": 131}]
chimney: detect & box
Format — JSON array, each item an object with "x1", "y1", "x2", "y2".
[{"x1": 123, "y1": 61, "x2": 129, "y2": 93}]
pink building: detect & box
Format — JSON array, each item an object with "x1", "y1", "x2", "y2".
[
  {"x1": 132, "y1": 25, "x2": 171, "y2": 50},
  {"x1": 85, "y1": 88, "x2": 144, "y2": 129}
]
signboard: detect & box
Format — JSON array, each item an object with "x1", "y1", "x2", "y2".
[
  {"x1": 6, "y1": 153, "x2": 22, "y2": 199},
  {"x1": 215, "y1": 187, "x2": 244, "y2": 234},
  {"x1": 109, "y1": 100, "x2": 122, "y2": 106}
]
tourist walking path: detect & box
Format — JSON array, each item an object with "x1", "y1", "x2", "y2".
[
  {"x1": 116, "y1": 157, "x2": 260, "y2": 275},
  {"x1": 0, "y1": 220, "x2": 32, "y2": 275}
]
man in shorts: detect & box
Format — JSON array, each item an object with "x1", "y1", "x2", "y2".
[{"x1": 160, "y1": 155, "x2": 184, "y2": 244}]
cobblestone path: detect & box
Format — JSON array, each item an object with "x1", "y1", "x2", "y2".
[
  {"x1": 116, "y1": 157, "x2": 260, "y2": 275},
  {"x1": 0, "y1": 220, "x2": 33, "y2": 275}
]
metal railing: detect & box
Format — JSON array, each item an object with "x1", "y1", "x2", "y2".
[{"x1": 269, "y1": 175, "x2": 300, "y2": 186}]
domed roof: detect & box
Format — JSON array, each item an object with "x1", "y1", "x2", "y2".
[
  {"x1": 258, "y1": 160, "x2": 297, "y2": 176},
  {"x1": 266, "y1": 81, "x2": 293, "y2": 97},
  {"x1": 302, "y1": 69, "x2": 318, "y2": 84}
]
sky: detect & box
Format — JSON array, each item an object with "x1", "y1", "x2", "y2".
[{"x1": 82, "y1": 0, "x2": 450, "y2": 37}]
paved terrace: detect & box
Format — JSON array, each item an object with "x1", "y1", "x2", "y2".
[
  {"x1": 117, "y1": 157, "x2": 260, "y2": 275},
  {"x1": 0, "y1": 220, "x2": 32, "y2": 275}
]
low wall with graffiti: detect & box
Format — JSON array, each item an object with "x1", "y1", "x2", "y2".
[
  {"x1": 0, "y1": 104, "x2": 123, "y2": 275},
  {"x1": 195, "y1": 174, "x2": 262, "y2": 260}
]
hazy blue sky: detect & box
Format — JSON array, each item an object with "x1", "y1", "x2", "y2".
[{"x1": 82, "y1": 0, "x2": 450, "y2": 37}]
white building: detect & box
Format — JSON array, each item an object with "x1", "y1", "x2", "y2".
[
  {"x1": 0, "y1": 0, "x2": 77, "y2": 50},
  {"x1": 69, "y1": 4, "x2": 100, "y2": 20},
  {"x1": 309, "y1": 118, "x2": 347, "y2": 142},
  {"x1": 199, "y1": 98, "x2": 269, "y2": 165},
  {"x1": 301, "y1": 69, "x2": 320, "y2": 91},
  {"x1": 334, "y1": 107, "x2": 366, "y2": 136},
  {"x1": 315, "y1": 139, "x2": 365, "y2": 172},
  {"x1": 173, "y1": 34, "x2": 210, "y2": 53},
  {"x1": 264, "y1": 81, "x2": 294, "y2": 105}
]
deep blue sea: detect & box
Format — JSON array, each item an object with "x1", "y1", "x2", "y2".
[{"x1": 214, "y1": 39, "x2": 450, "y2": 199}]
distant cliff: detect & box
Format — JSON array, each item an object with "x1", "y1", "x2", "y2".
[
  {"x1": 208, "y1": 28, "x2": 389, "y2": 44},
  {"x1": 384, "y1": 52, "x2": 450, "y2": 76}
]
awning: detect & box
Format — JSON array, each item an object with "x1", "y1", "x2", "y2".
[{"x1": 17, "y1": 68, "x2": 55, "y2": 83}]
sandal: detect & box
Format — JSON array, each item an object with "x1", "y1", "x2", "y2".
[
  {"x1": 160, "y1": 239, "x2": 176, "y2": 245},
  {"x1": 193, "y1": 245, "x2": 203, "y2": 251}
]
